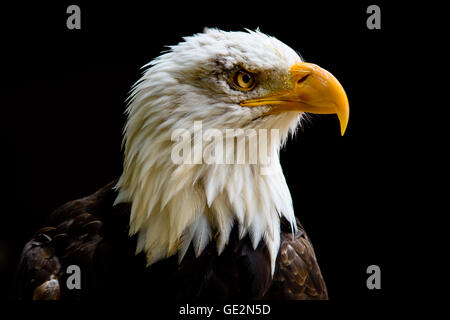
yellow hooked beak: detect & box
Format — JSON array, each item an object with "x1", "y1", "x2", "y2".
[{"x1": 240, "y1": 62, "x2": 349, "y2": 135}]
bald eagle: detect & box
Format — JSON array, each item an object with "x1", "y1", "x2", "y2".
[{"x1": 15, "y1": 29, "x2": 348, "y2": 301}]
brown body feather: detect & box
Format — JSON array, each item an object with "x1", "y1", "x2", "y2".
[{"x1": 15, "y1": 181, "x2": 328, "y2": 300}]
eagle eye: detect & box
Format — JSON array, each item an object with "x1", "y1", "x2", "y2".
[{"x1": 231, "y1": 67, "x2": 256, "y2": 91}]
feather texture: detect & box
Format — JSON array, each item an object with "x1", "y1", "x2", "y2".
[
  {"x1": 15, "y1": 182, "x2": 327, "y2": 300},
  {"x1": 115, "y1": 29, "x2": 303, "y2": 273}
]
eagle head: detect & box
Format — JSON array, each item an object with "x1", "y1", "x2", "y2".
[{"x1": 115, "y1": 29, "x2": 349, "y2": 274}]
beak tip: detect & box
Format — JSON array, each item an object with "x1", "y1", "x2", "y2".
[{"x1": 337, "y1": 105, "x2": 349, "y2": 136}]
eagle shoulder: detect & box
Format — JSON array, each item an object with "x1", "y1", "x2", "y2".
[
  {"x1": 266, "y1": 218, "x2": 328, "y2": 300},
  {"x1": 14, "y1": 181, "x2": 120, "y2": 300}
]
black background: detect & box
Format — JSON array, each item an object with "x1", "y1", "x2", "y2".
[{"x1": 1, "y1": 0, "x2": 420, "y2": 314}]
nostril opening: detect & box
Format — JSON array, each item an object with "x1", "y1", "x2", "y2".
[{"x1": 297, "y1": 74, "x2": 309, "y2": 85}]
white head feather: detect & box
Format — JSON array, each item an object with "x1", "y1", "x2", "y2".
[{"x1": 115, "y1": 29, "x2": 304, "y2": 274}]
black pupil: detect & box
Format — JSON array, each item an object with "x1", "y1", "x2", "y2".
[{"x1": 242, "y1": 73, "x2": 251, "y2": 83}]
